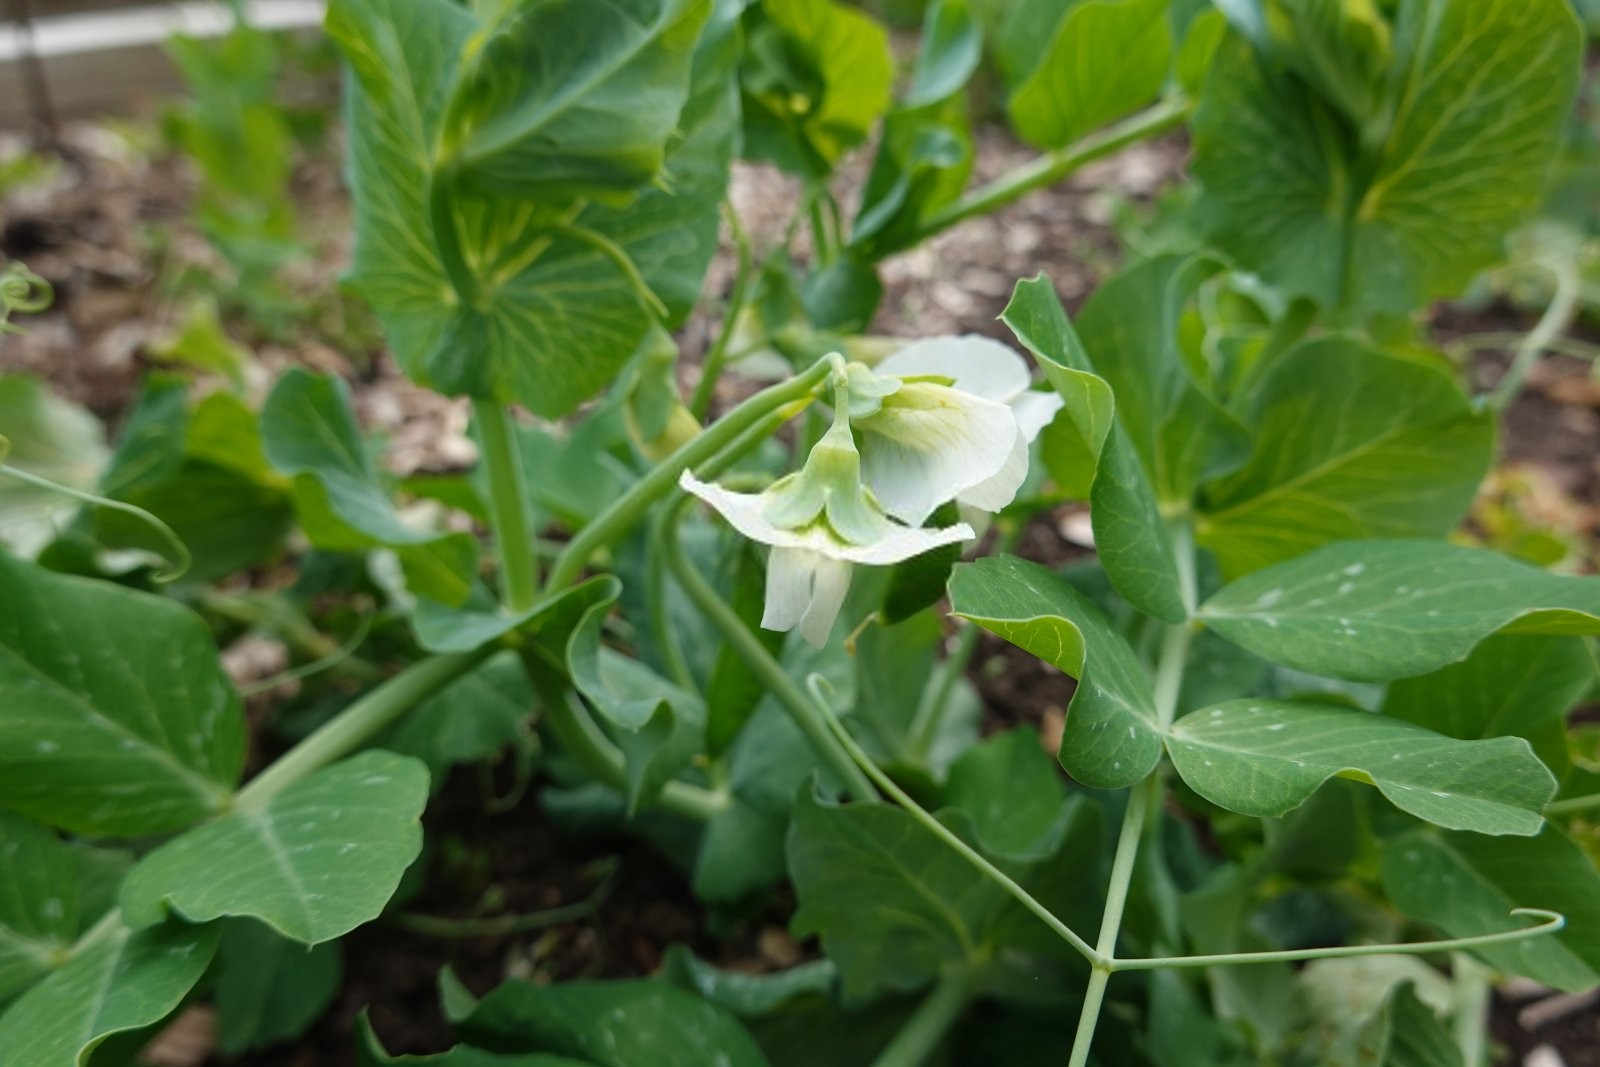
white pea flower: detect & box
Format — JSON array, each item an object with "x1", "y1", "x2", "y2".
[
  {"x1": 681, "y1": 396, "x2": 972, "y2": 646},
  {"x1": 855, "y1": 335, "x2": 1064, "y2": 525}
]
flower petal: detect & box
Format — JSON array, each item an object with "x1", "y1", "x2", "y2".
[
  {"x1": 798, "y1": 554, "x2": 852, "y2": 647},
  {"x1": 856, "y1": 381, "x2": 1020, "y2": 525},
  {"x1": 875, "y1": 335, "x2": 1030, "y2": 403},
  {"x1": 682, "y1": 471, "x2": 973, "y2": 567},
  {"x1": 1010, "y1": 389, "x2": 1065, "y2": 443},
  {"x1": 956, "y1": 426, "x2": 1028, "y2": 513},
  {"x1": 762, "y1": 546, "x2": 815, "y2": 633}
]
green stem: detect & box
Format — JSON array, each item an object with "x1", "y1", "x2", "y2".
[
  {"x1": 1486, "y1": 257, "x2": 1582, "y2": 412},
  {"x1": 235, "y1": 649, "x2": 492, "y2": 809},
  {"x1": 646, "y1": 508, "x2": 698, "y2": 694},
  {"x1": 1547, "y1": 792, "x2": 1600, "y2": 817},
  {"x1": 1110, "y1": 910, "x2": 1565, "y2": 971},
  {"x1": 663, "y1": 502, "x2": 878, "y2": 801},
  {"x1": 907, "y1": 97, "x2": 1192, "y2": 247},
  {"x1": 690, "y1": 203, "x2": 755, "y2": 420},
  {"x1": 1070, "y1": 515, "x2": 1194, "y2": 1066},
  {"x1": 544, "y1": 356, "x2": 835, "y2": 592},
  {"x1": 869, "y1": 970, "x2": 974, "y2": 1067},
  {"x1": 196, "y1": 590, "x2": 381, "y2": 681},
  {"x1": 906, "y1": 622, "x2": 980, "y2": 761},
  {"x1": 474, "y1": 400, "x2": 539, "y2": 613},
  {"x1": 239, "y1": 614, "x2": 374, "y2": 697},
  {"x1": 394, "y1": 858, "x2": 617, "y2": 938},
  {"x1": 540, "y1": 689, "x2": 729, "y2": 821},
  {"x1": 1068, "y1": 777, "x2": 1156, "y2": 1067}
]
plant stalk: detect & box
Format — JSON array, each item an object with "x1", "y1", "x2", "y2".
[
  {"x1": 1068, "y1": 776, "x2": 1156, "y2": 1067},
  {"x1": 690, "y1": 203, "x2": 756, "y2": 420},
  {"x1": 474, "y1": 400, "x2": 540, "y2": 613},
  {"x1": 1547, "y1": 792, "x2": 1600, "y2": 817},
  {"x1": 908, "y1": 97, "x2": 1192, "y2": 247},
  {"x1": 1452, "y1": 953, "x2": 1491, "y2": 1067},
  {"x1": 544, "y1": 356, "x2": 835, "y2": 591},
  {"x1": 662, "y1": 501, "x2": 878, "y2": 801},
  {"x1": 869, "y1": 970, "x2": 975, "y2": 1067},
  {"x1": 235, "y1": 649, "x2": 492, "y2": 808}
]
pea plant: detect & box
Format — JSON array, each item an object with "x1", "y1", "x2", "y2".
[{"x1": 0, "y1": 0, "x2": 1597, "y2": 1065}]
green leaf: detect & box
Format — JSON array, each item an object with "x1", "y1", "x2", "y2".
[
  {"x1": 1381, "y1": 827, "x2": 1600, "y2": 992},
  {"x1": 459, "y1": 978, "x2": 772, "y2": 1067},
  {"x1": 1380, "y1": 634, "x2": 1595, "y2": 763},
  {"x1": 382, "y1": 650, "x2": 534, "y2": 784},
  {"x1": 214, "y1": 919, "x2": 342, "y2": 1055},
  {"x1": 1199, "y1": 540, "x2": 1600, "y2": 681},
  {"x1": 1167, "y1": 699, "x2": 1555, "y2": 835},
  {"x1": 357, "y1": 1014, "x2": 593, "y2": 1066},
  {"x1": 439, "y1": 0, "x2": 709, "y2": 203},
  {"x1": 658, "y1": 945, "x2": 837, "y2": 1016},
  {"x1": 0, "y1": 552, "x2": 242, "y2": 835},
  {"x1": 905, "y1": 0, "x2": 981, "y2": 107},
  {"x1": 261, "y1": 369, "x2": 477, "y2": 606},
  {"x1": 942, "y1": 728, "x2": 1069, "y2": 860},
  {"x1": 1069, "y1": 256, "x2": 1247, "y2": 504},
  {"x1": 1191, "y1": 1, "x2": 1583, "y2": 315},
  {"x1": 1007, "y1": 0, "x2": 1171, "y2": 149},
  {"x1": 850, "y1": 93, "x2": 973, "y2": 260},
  {"x1": 146, "y1": 297, "x2": 250, "y2": 384},
  {"x1": 1197, "y1": 339, "x2": 1494, "y2": 576},
  {"x1": 0, "y1": 815, "x2": 130, "y2": 1002},
  {"x1": 412, "y1": 574, "x2": 616, "y2": 655},
  {"x1": 119, "y1": 751, "x2": 428, "y2": 945},
  {"x1": 739, "y1": 0, "x2": 893, "y2": 177},
  {"x1": 1001, "y1": 273, "x2": 1186, "y2": 622},
  {"x1": 0, "y1": 920, "x2": 219, "y2": 1067},
  {"x1": 1383, "y1": 981, "x2": 1463, "y2": 1067},
  {"x1": 949, "y1": 554, "x2": 1162, "y2": 789},
  {"x1": 0, "y1": 374, "x2": 108, "y2": 558},
  {"x1": 108, "y1": 460, "x2": 293, "y2": 583},
  {"x1": 787, "y1": 789, "x2": 1008, "y2": 999},
  {"x1": 327, "y1": 0, "x2": 723, "y2": 419}
]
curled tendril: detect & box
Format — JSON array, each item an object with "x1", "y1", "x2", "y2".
[{"x1": 0, "y1": 263, "x2": 53, "y2": 333}]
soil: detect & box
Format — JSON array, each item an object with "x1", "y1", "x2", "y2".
[{"x1": 2, "y1": 84, "x2": 1598, "y2": 1067}]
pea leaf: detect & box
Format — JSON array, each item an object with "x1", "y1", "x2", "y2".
[
  {"x1": 119, "y1": 751, "x2": 428, "y2": 945},
  {"x1": 787, "y1": 790, "x2": 1010, "y2": 1000},
  {"x1": 412, "y1": 574, "x2": 616, "y2": 656},
  {"x1": 0, "y1": 552, "x2": 242, "y2": 836},
  {"x1": 0, "y1": 814, "x2": 130, "y2": 1002},
  {"x1": 1166, "y1": 699, "x2": 1555, "y2": 835},
  {"x1": 1007, "y1": 0, "x2": 1171, "y2": 149},
  {"x1": 1381, "y1": 827, "x2": 1600, "y2": 992},
  {"x1": 0, "y1": 920, "x2": 219, "y2": 1067},
  {"x1": 1199, "y1": 540, "x2": 1600, "y2": 681},
  {"x1": 0, "y1": 374, "x2": 108, "y2": 558},
  {"x1": 261, "y1": 369, "x2": 477, "y2": 606},
  {"x1": 1191, "y1": 0, "x2": 1582, "y2": 316},
  {"x1": 214, "y1": 919, "x2": 342, "y2": 1055},
  {"x1": 327, "y1": 0, "x2": 722, "y2": 419},
  {"x1": 438, "y1": 0, "x2": 709, "y2": 203},
  {"x1": 381, "y1": 651, "x2": 535, "y2": 784},
  {"x1": 1380, "y1": 634, "x2": 1595, "y2": 762},
  {"x1": 739, "y1": 0, "x2": 893, "y2": 177},
  {"x1": 1197, "y1": 339, "x2": 1494, "y2": 576},
  {"x1": 948, "y1": 555, "x2": 1161, "y2": 791},
  {"x1": 905, "y1": 0, "x2": 981, "y2": 107},
  {"x1": 943, "y1": 728, "x2": 1070, "y2": 860},
  {"x1": 359, "y1": 1012, "x2": 594, "y2": 1066},
  {"x1": 1001, "y1": 273, "x2": 1186, "y2": 622},
  {"x1": 459, "y1": 978, "x2": 772, "y2": 1067}
]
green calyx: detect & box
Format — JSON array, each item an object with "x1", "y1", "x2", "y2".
[{"x1": 761, "y1": 371, "x2": 895, "y2": 545}]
